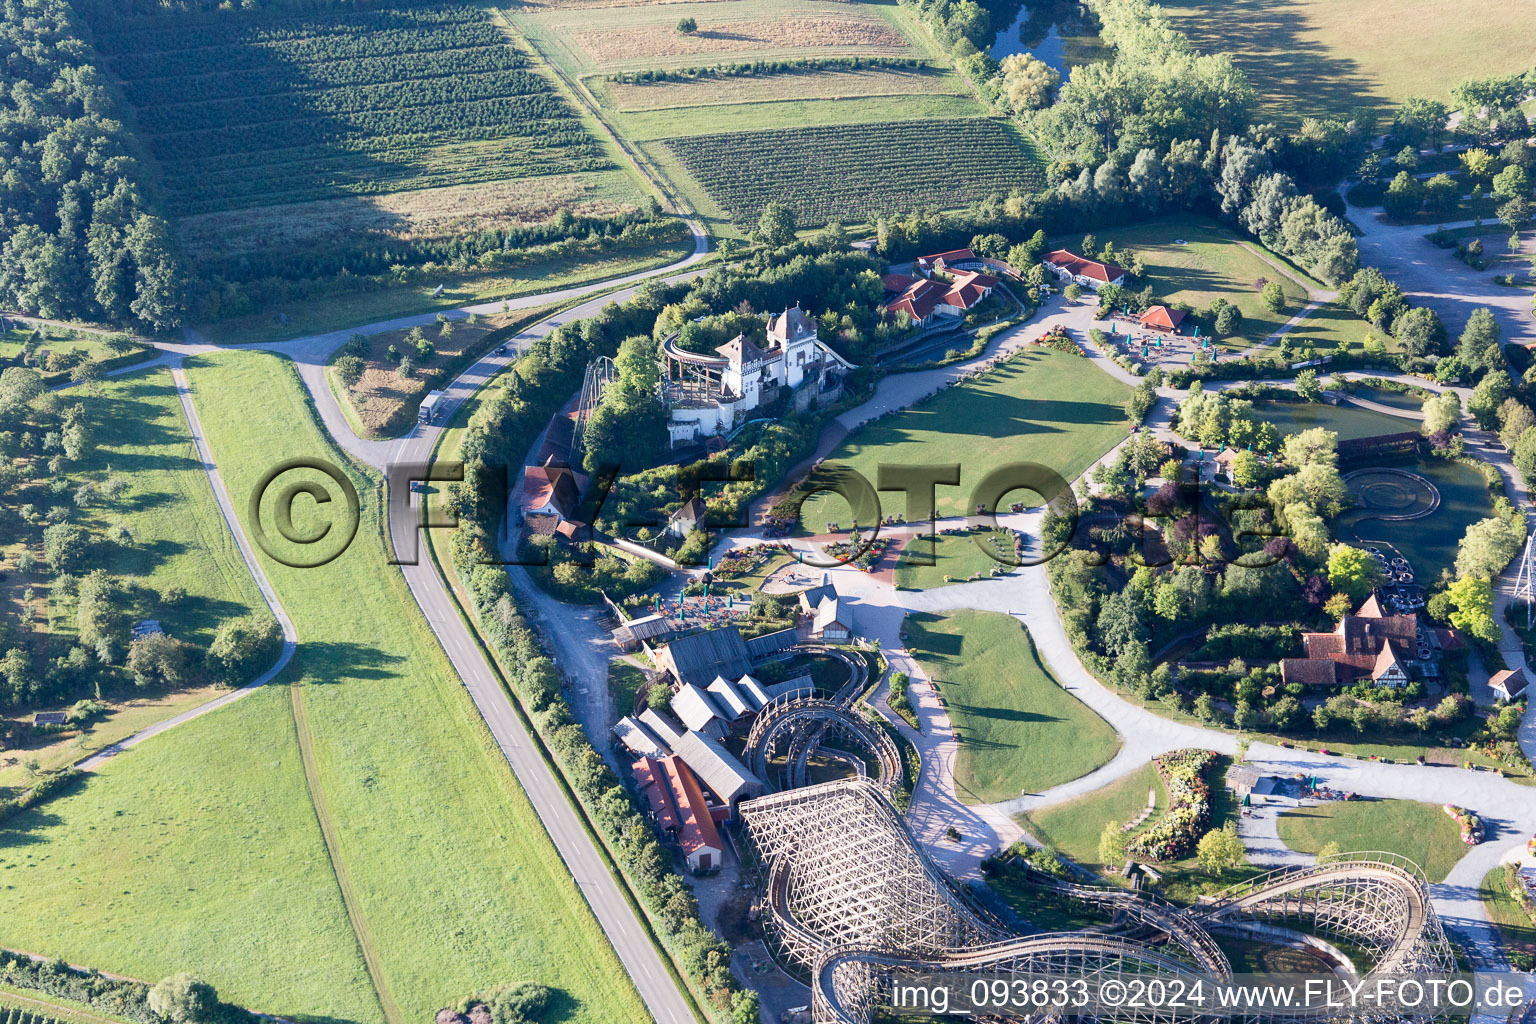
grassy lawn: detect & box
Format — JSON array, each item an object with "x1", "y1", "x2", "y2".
[
  {"x1": 0, "y1": 685, "x2": 381, "y2": 1022},
  {"x1": 0, "y1": 351, "x2": 650, "y2": 1024},
  {"x1": 1275, "y1": 799, "x2": 1467, "y2": 882},
  {"x1": 1072, "y1": 217, "x2": 1312, "y2": 348},
  {"x1": 893, "y1": 529, "x2": 1019, "y2": 590},
  {"x1": 1161, "y1": 0, "x2": 1536, "y2": 122},
  {"x1": 593, "y1": 63, "x2": 969, "y2": 112},
  {"x1": 1, "y1": 368, "x2": 268, "y2": 795},
  {"x1": 0, "y1": 685, "x2": 221, "y2": 797},
  {"x1": 199, "y1": 234, "x2": 694, "y2": 346},
  {"x1": 807, "y1": 347, "x2": 1132, "y2": 520},
  {"x1": 182, "y1": 351, "x2": 648, "y2": 1023},
  {"x1": 609, "y1": 660, "x2": 647, "y2": 719},
  {"x1": 1017, "y1": 762, "x2": 1164, "y2": 867},
  {"x1": 1480, "y1": 865, "x2": 1536, "y2": 960},
  {"x1": 905, "y1": 610, "x2": 1120, "y2": 803}
]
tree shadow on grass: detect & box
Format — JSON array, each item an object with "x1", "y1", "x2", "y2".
[
  {"x1": 1157, "y1": 0, "x2": 1382, "y2": 120},
  {"x1": 292, "y1": 641, "x2": 405, "y2": 684}
]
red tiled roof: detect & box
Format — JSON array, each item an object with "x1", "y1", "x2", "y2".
[
  {"x1": 917, "y1": 248, "x2": 977, "y2": 269},
  {"x1": 520, "y1": 462, "x2": 580, "y2": 520},
  {"x1": 1044, "y1": 249, "x2": 1126, "y2": 283},
  {"x1": 1281, "y1": 658, "x2": 1342, "y2": 685},
  {"x1": 885, "y1": 279, "x2": 941, "y2": 321},
  {"x1": 1140, "y1": 305, "x2": 1187, "y2": 331},
  {"x1": 633, "y1": 756, "x2": 680, "y2": 833},
  {"x1": 659, "y1": 755, "x2": 722, "y2": 859},
  {"x1": 882, "y1": 273, "x2": 918, "y2": 293}
]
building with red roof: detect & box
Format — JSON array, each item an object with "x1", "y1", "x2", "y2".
[
  {"x1": 915, "y1": 248, "x2": 980, "y2": 276},
  {"x1": 519, "y1": 455, "x2": 583, "y2": 535},
  {"x1": 1139, "y1": 305, "x2": 1187, "y2": 334},
  {"x1": 1042, "y1": 249, "x2": 1127, "y2": 290},
  {"x1": 632, "y1": 754, "x2": 724, "y2": 873},
  {"x1": 1280, "y1": 597, "x2": 1420, "y2": 688},
  {"x1": 882, "y1": 269, "x2": 998, "y2": 327}
]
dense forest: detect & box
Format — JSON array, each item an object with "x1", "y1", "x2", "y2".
[{"x1": 0, "y1": 0, "x2": 184, "y2": 330}]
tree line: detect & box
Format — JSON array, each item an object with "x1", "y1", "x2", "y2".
[{"x1": 0, "y1": 0, "x2": 185, "y2": 331}]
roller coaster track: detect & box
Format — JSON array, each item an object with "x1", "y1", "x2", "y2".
[
  {"x1": 739, "y1": 779, "x2": 1456, "y2": 1024},
  {"x1": 743, "y1": 645, "x2": 884, "y2": 790}
]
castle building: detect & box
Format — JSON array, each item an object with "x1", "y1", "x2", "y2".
[{"x1": 659, "y1": 304, "x2": 855, "y2": 447}]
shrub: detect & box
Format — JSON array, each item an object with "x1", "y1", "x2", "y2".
[{"x1": 335, "y1": 355, "x2": 365, "y2": 387}]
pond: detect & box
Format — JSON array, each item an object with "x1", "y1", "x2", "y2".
[
  {"x1": 1334, "y1": 456, "x2": 1493, "y2": 583},
  {"x1": 989, "y1": 0, "x2": 1106, "y2": 75},
  {"x1": 1248, "y1": 399, "x2": 1414, "y2": 441}
]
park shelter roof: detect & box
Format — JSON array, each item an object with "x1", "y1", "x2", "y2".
[
  {"x1": 638, "y1": 708, "x2": 685, "y2": 748},
  {"x1": 916, "y1": 248, "x2": 978, "y2": 273},
  {"x1": 1139, "y1": 305, "x2": 1187, "y2": 332},
  {"x1": 707, "y1": 675, "x2": 754, "y2": 719},
  {"x1": 672, "y1": 682, "x2": 728, "y2": 734},
  {"x1": 745, "y1": 627, "x2": 799, "y2": 660}
]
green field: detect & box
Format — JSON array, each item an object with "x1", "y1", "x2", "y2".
[
  {"x1": 1075, "y1": 218, "x2": 1316, "y2": 347},
  {"x1": 505, "y1": 0, "x2": 1036, "y2": 232},
  {"x1": 905, "y1": 609, "x2": 1120, "y2": 803},
  {"x1": 1480, "y1": 865, "x2": 1536, "y2": 957},
  {"x1": 1162, "y1": 0, "x2": 1536, "y2": 122},
  {"x1": 809, "y1": 348, "x2": 1132, "y2": 520},
  {"x1": 82, "y1": 0, "x2": 619, "y2": 216},
  {"x1": 893, "y1": 529, "x2": 1020, "y2": 590},
  {"x1": 0, "y1": 352, "x2": 649, "y2": 1024},
  {"x1": 1275, "y1": 799, "x2": 1466, "y2": 882},
  {"x1": 1017, "y1": 762, "x2": 1165, "y2": 866},
  {"x1": 0, "y1": 685, "x2": 381, "y2": 1022},
  {"x1": 663, "y1": 117, "x2": 1043, "y2": 227}
]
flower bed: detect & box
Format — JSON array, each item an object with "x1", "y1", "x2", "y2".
[
  {"x1": 1126, "y1": 749, "x2": 1217, "y2": 862},
  {"x1": 1444, "y1": 804, "x2": 1484, "y2": 845}
]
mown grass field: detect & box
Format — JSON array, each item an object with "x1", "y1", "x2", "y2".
[
  {"x1": 183, "y1": 351, "x2": 649, "y2": 1023},
  {"x1": 0, "y1": 352, "x2": 650, "y2": 1024},
  {"x1": 1073, "y1": 218, "x2": 1314, "y2": 347},
  {"x1": 893, "y1": 529, "x2": 1019, "y2": 590},
  {"x1": 1017, "y1": 762, "x2": 1165, "y2": 866},
  {"x1": 594, "y1": 64, "x2": 970, "y2": 112},
  {"x1": 511, "y1": 0, "x2": 928, "y2": 77},
  {"x1": 1275, "y1": 798, "x2": 1466, "y2": 882},
  {"x1": 1161, "y1": 0, "x2": 1536, "y2": 122},
  {"x1": 83, "y1": 0, "x2": 624, "y2": 217},
  {"x1": 0, "y1": 684, "x2": 383, "y2": 1023},
  {"x1": 809, "y1": 347, "x2": 1132, "y2": 520},
  {"x1": 905, "y1": 610, "x2": 1121, "y2": 803}
]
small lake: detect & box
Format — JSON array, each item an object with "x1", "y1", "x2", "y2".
[{"x1": 989, "y1": 0, "x2": 1106, "y2": 75}]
